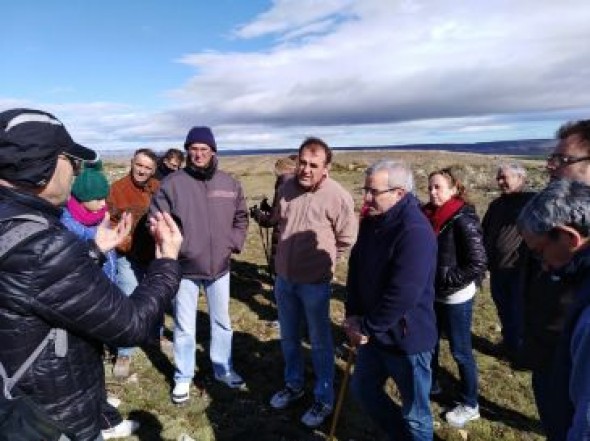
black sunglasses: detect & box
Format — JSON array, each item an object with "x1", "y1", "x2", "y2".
[
  {"x1": 61, "y1": 153, "x2": 83, "y2": 176},
  {"x1": 546, "y1": 153, "x2": 590, "y2": 168}
]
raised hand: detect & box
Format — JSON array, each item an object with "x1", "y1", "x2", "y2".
[
  {"x1": 95, "y1": 211, "x2": 133, "y2": 253},
  {"x1": 149, "y1": 211, "x2": 183, "y2": 259}
]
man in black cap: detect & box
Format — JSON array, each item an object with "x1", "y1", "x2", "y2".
[{"x1": 0, "y1": 108, "x2": 183, "y2": 440}]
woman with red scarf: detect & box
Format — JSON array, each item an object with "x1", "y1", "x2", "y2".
[{"x1": 422, "y1": 167, "x2": 487, "y2": 429}]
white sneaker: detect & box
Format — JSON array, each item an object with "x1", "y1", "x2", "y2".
[
  {"x1": 445, "y1": 403, "x2": 480, "y2": 428},
  {"x1": 172, "y1": 382, "x2": 190, "y2": 405},
  {"x1": 106, "y1": 396, "x2": 121, "y2": 408},
  {"x1": 102, "y1": 419, "x2": 140, "y2": 439},
  {"x1": 214, "y1": 370, "x2": 245, "y2": 389},
  {"x1": 301, "y1": 401, "x2": 332, "y2": 428}
]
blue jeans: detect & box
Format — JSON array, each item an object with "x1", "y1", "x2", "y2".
[
  {"x1": 274, "y1": 275, "x2": 334, "y2": 407},
  {"x1": 173, "y1": 272, "x2": 235, "y2": 383},
  {"x1": 351, "y1": 343, "x2": 433, "y2": 441},
  {"x1": 116, "y1": 256, "x2": 146, "y2": 358},
  {"x1": 489, "y1": 268, "x2": 524, "y2": 353},
  {"x1": 433, "y1": 299, "x2": 478, "y2": 408}
]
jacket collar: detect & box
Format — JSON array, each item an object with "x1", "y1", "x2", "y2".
[
  {"x1": 558, "y1": 247, "x2": 590, "y2": 281},
  {"x1": 0, "y1": 185, "x2": 62, "y2": 219},
  {"x1": 184, "y1": 156, "x2": 218, "y2": 181},
  {"x1": 124, "y1": 174, "x2": 158, "y2": 194},
  {"x1": 367, "y1": 193, "x2": 415, "y2": 228},
  {"x1": 295, "y1": 175, "x2": 328, "y2": 193}
]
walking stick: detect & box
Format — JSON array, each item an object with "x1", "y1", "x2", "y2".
[
  {"x1": 265, "y1": 227, "x2": 271, "y2": 263},
  {"x1": 328, "y1": 345, "x2": 355, "y2": 441},
  {"x1": 257, "y1": 223, "x2": 271, "y2": 272}
]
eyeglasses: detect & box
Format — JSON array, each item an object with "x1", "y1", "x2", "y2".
[
  {"x1": 361, "y1": 186, "x2": 403, "y2": 197},
  {"x1": 60, "y1": 153, "x2": 83, "y2": 176},
  {"x1": 546, "y1": 153, "x2": 590, "y2": 168}
]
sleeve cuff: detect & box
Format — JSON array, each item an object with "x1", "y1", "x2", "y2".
[{"x1": 87, "y1": 240, "x2": 107, "y2": 267}]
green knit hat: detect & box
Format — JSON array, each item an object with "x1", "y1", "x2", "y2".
[{"x1": 71, "y1": 160, "x2": 109, "y2": 202}]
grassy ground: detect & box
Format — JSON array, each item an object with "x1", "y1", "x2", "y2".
[{"x1": 103, "y1": 150, "x2": 548, "y2": 440}]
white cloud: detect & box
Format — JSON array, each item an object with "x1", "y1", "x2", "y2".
[
  {"x1": 0, "y1": 100, "x2": 188, "y2": 151},
  {"x1": 174, "y1": 0, "x2": 590, "y2": 131},
  {"x1": 233, "y1": 0, "x2": 356, "y2": 39},
  {"x1": 3, "y1": 0, "x2": 589, "y2": 152}
]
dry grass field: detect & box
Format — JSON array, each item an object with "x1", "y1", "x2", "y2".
[{"x1": 103, "y1": 150, "x2": 549, "y2": 441}]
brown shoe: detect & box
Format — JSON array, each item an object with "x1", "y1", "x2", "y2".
[{"x1": 113, "y1": 356, "x2": 131, "y2": 379}]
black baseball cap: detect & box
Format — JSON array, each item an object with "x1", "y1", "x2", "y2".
[{"x1": 0, "y1": 108, "x2": 99, "y2": 187}]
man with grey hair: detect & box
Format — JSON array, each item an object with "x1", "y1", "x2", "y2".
[
  {"x1": 344, "y1": 159, "x2": 437, "y2": 440},
  {"x1": 482, "y1": 162, "x2": 534, "y2": 361},
  {"x1": 517, "y1": 179, "x2": 590, "y2": 440}
]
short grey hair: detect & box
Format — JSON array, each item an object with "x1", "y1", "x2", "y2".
[
  {"x1": 498, "y1": 162, "x2": 527, "y2": 179},
  {"x1": 517, "y1": 179, "x2": 590, "y2": 237},
  {"x1": 365, "y1": 159, "x2": 414, "y2": 193}
]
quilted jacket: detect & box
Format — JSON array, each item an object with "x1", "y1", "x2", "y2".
[
  {"x1": 0, "y1": 186, "x2": 181, "y2": 440},
  {"x1": 434, "y1": 204, "x2": 487, "y2": 298}
]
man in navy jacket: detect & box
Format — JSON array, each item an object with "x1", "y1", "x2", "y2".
[
  {"x1": 345, "y1": 159, "x2": 437, "y2": 441},
  {"x1": 517, "y1": 179, "x2": 590, "y2": 441}
]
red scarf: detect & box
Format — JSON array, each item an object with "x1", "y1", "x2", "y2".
[
  {"x1": 66, "y1": 196, "x2": 108, "y2": 227},
  {"x1": 422, "y1": 197, "x2": 465, "y2": 235},
  {"x1": 359, "y1": 202, "x2": 371, "y2": 219}
]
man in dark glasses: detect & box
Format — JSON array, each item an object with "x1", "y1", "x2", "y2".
[
  {"x1": 0, "y1": 108, "x2": 183, "y2": 440},
  {"x1": 521, "y1": 119, "x2": 590, "y2": 439},
  {"x1": 546, "y1": 120, "x2": 590, "y2": 183}
]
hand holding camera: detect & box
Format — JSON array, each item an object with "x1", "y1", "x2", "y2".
[
  {"x1": 249, "y1": 204, "x2": 262, "y2": 222},
  {"x1": 250, "y1": 197, "x2": 273, "y2": 224},
  {"x1": 260, "y1": 197, "x2": 272, "y2": 213}
]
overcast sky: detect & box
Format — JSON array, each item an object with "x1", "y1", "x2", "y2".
[{"x1": 2, "y1": 0, "x2": 589, "y2": 152}]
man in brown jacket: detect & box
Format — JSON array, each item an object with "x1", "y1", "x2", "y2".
[
  {"x1": 263, "y1": 137, "x2": 357, "y2": 428},
  {"x1": 107, "y1": 148, "x2": 160, "y2": 378}
]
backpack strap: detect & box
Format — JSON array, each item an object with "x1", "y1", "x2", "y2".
[
  {"x1": 0, "y1": 214, "x2": 49, "y2": 260},
  {"x1": 0, "y1": 214, "x2": 67, "y2": 399},
  {"x1": 0, "y1": 329, "x2": 58, "y2": 399}
]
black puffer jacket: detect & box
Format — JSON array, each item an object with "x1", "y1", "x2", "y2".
[
  {"x1": 434, "y1": 204, "x2": 487, "y2": 298},
  {"x1": 0, "y1": 187, "x2": 182, "y2": 440}
]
